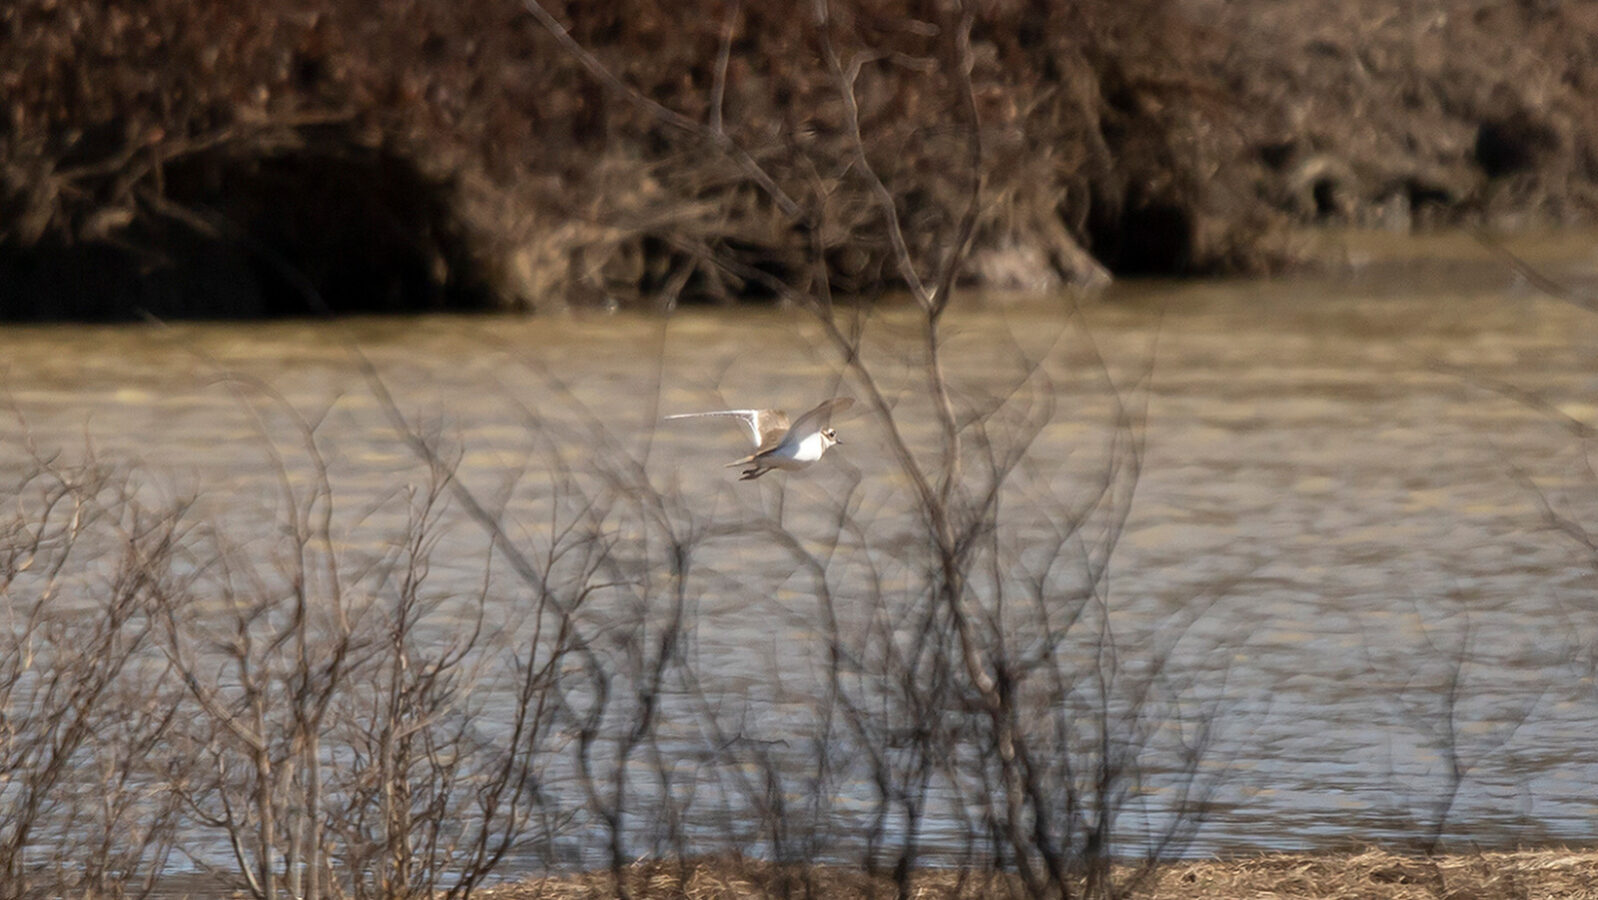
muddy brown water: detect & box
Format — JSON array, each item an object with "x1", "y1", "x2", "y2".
[{"x1": 4, "y1": 233, "x2": 1598, "y2": 867}]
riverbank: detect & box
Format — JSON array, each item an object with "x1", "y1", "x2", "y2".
[
  {"x1": 475, "y1": 849, "x2": 1598, "y2": 899},
  {"x1": 5, "y1": 1, "x2": 1598, "y2": 318}
]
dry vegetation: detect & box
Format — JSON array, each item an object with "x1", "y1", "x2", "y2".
[
  {"x1": 1192, "y1": 0, "x2": 1598, "y2": 232},
  {"x1": 6, "y1": 0, "x2": 1598, "y2": 317},
  {"x1": 0, "y1": 0, "x2": 1232, "y2": 318},
  {"x1": 475, "y1": 850, "x2": 1598, "y2": 899},
  {"x1": 1150, "y1": 849, "x2": 1598, "y2": 900}
]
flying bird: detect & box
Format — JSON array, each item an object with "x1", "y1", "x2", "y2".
[{"x1": 664, "y1": 397, "x2": 856, "y2": 480}]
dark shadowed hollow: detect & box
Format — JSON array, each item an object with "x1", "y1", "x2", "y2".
[{"x1": 0, "y1": 141, "x2": 489, "y2": 319}]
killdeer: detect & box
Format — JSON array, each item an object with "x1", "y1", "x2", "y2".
[{"x1": 665, "y1": 397, "x2": 856, "y2": 480}]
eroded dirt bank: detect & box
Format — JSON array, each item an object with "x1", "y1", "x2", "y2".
[{"x1": 3, "y1": 0, "x2": 1595, "y2": 318}]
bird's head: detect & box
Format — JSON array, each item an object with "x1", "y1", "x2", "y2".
[{"x1": 821, "y1": 427, "x2": 840, "y2": 448}]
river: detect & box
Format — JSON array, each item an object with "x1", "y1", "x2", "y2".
[{"x1": 2, "y1": 232, "x2": 1596, "y2": 871}]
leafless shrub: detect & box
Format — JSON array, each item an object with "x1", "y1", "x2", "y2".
[
  {"x1": 146, "y1": 381, "x2": 584, "y2": 900},
  {"x1": 320, "y1": 4, "x2": 1245, "y2": 897},
  {"x1": 1361, "y1": 608, "x2": 1546, "y2": 856},
  {"x1": 0, "y1": 436, "x2": 187, "y2": 899},
  {"x1": 1458, "y1": 235, "x2": 1598, "y2": 847}
]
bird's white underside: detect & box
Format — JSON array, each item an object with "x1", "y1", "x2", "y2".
[{"x1": 664, "y1": 398, "x2": 853, "y2": 478}]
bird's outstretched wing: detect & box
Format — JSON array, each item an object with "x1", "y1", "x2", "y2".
[
  {"x1": 785, "y1": 397, "x2": 855, "y2": 443},
  {"x1": 663, "y1": 408, "x2": 790, "y2": 449}
]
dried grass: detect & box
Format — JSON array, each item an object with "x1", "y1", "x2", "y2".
[
  {"x1": 1148, "y1": 848, "x2": 1598, "y2": 899},
  {"x1": 475, "y1": 850, "x2": 1598, "y2": 900},
  {"x1": 472, "y1": 859, "x2": 1024, "y2": 900}
]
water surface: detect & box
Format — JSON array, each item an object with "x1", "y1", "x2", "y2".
[{"x1": 4, "y1": 233, "x2": 1598, "y2": 861}]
